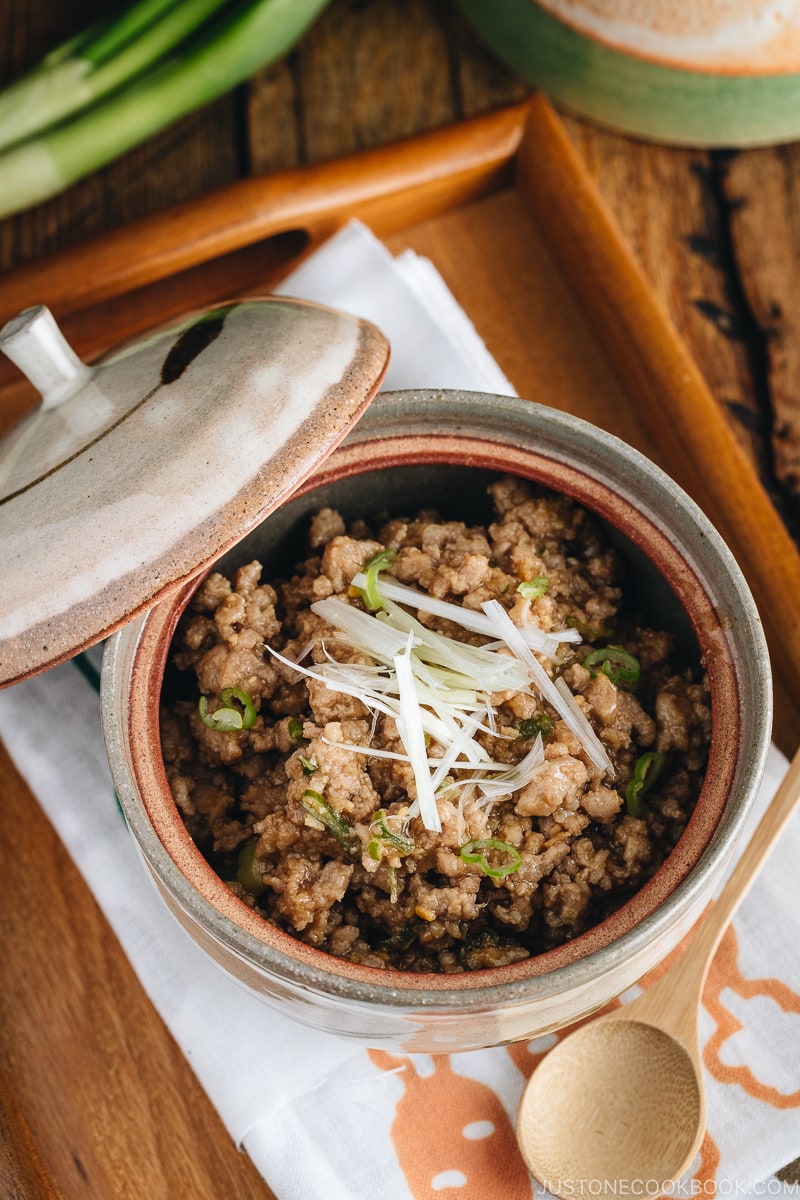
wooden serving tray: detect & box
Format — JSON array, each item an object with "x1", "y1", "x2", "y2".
[{"x1": 0, "y1": 96, "x2": 797, "y2": 1200}]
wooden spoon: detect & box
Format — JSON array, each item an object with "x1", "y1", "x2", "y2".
[{"x1": 516, "y1": 745, "x2": 800, "y2": 1195}]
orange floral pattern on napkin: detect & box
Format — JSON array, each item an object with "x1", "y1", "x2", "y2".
[{"x1": 704, "y1": 925, "x2": 800, "y2": 1109}]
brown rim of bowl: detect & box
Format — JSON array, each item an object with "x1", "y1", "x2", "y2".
[{"x1": 126, "y1": 427, "x2": 742, "y2": 994}]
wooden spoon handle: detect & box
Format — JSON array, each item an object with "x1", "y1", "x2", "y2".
[
  {"x1": 693, "y1": 745, "x2": 800, "y2": 959},
  {"x1": 635, "y1": 745, "x2": 800, "y2": 1036},
  {"x1": 0, "y1": 102, "x2": 528, "y2": 325}
]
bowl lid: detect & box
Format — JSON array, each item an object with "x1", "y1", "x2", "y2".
[{"x1": 0, "y1": 298, "x2": 389, "y2": 686}]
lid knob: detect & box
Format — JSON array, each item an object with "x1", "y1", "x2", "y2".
[{"x1": 0, "y1": 305, "x2": 93, "y2": 410}]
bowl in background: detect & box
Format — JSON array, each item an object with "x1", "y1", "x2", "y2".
[
  {"x1": 102, "y1": 388, "x2": 772, "y2": 1053},
  {"x1": 457, "y1": 0, "x2": 800, "y2": 147}
]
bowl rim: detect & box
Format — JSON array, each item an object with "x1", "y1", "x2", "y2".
[{"x1": 102, "y1": 389, "x2": 773, "y2": 1009}]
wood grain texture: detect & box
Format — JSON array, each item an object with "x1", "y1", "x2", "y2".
[
  {"x1": 0, "y1": 743, "x2": 274, "y2": 1199},
  {"x1": 561, "y1": 121, "x2": 771, "y2": 478},
  {"x1": 0, "y1": 1060, "x2": 62, "y2": 1200},
  {"x1": 720, "y1": 145, "x2": 800, "y2": 507},
  {"x1": 1, "y1": 0, "x2": 799, "y2": 1192},
  {"x1": 563, "y1": 120, "x2": 800, "y2": 546},
  {"x1": 0, "y1": 103, "x2": 527, "y2": 328}
]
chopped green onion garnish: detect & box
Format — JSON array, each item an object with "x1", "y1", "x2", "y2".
[
  {"x1": 459, "y1": 838, "x2": 522, "y2": 879},
  {"x1": 459, "y1": 927, "x2": 503, "y2": 969},
  {"x1": 299, "y1": 755, "x2": 318, "y2": 775},
  {"x1": 287, "y1": 717, "x2": 304, "y2": 742},
  {"x1": 582, "y1": 645, "x2": 641, "y2": 686},
  {"x1": 518, "y1": 713, "x2": 554, "y2": 739},
  {"x1": 372, "y1": 809, "x2": 415, "y2": 855},
  {"x1": 359, "y1": 547, "x2": 397, "y2": 611},
  {"x1": 517, "y1": 576, "x2": 549, "y2": 599},
  {"x1": 236, "y1": 838, "x2": 264, "y2": 895},
  {"x1": 300, "y1": 789, "x2": 360, "y2": 855},
  {"x1": 198, "y1": 686, "x2": 257, "y2": 731},
  {"x1": 222, "y1": 687, "x2": 257, "y2": 725},
  {"x1": 380, "y1": 925, "x2": 418, "y2": 954},
  {"x1": 568, "y1": 614, "x2": 613, "y2": 639},
  {"x1": 626, "y1": 751, "x2": 666, "y2": 818},
  {"x1": 198, "y1": 696, "x2": 238, "y2": 730}
]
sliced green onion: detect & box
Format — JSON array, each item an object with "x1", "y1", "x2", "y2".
[
  {"x1": 568, "y1": 614, "x2": 613, "y2": 640},
  {"x1": 0, "y1": 0, "x2": 331, "y2": 218},
  {"x1": 299, "y1": 754, "x2": 318, "y2": 775},
  {"x1": 222, "y1": 687, "x2": 257, "y2": 726},
  {"x1": 626, "y1": 751, "x2": 665, "y2": 818},
  {"x1": 236, "y1": 838, "x2": 264, "y2": 895},
  {"x1": 287, "y1": 717, "x2": 304, "y2": 742},
  {"x1": 198, "y1": 686, "x2": 257, "y2": 731},
  {"x1": 371, "y1": 809, "x2": 415, "y2": 855},
  {"x1": 517, "y1": 576, "x2": 549, "y2": 599},
  {"x1": 0, "y1": 0, "x2": 230, "y2": 154},
  {"x1": 460, "y1": 837, "x2": 522, "y2": 879},
  {"x1": 359, "y1": 547, "x2": 397, "y2": 611},
  {"x1": 517, "y1": 713, "x2": 553, "y2": 739},
  {"x1": 300, "y1": 789, "x2": 360, "y2": 855},
  {"x1": 380, "y1": 925, "x2": 418, "y2": 954},
  {"x1": 583, "y1": 645, "x2": 641, "y2": 686}
]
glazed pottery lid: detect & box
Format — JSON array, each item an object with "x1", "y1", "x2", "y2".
[{"x1": 0, "y1": 298, "x2": 390, "y2": 686}]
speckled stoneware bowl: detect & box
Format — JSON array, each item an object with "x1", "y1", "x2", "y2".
[
  {"x1": 457, "y1": 0, "x2": 800, "y2": 147},
  {"x1": 102, "y1": 388, "x2": 772, "y2": 1054}
]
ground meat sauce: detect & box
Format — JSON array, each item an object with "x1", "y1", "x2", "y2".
[{"x1": 161, "y1": 477, "x2": 711, "y2": 973}]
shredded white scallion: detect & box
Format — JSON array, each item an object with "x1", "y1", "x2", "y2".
[
  {"x1": 264, "y1": 568, "x2": 613, "y2": 832},
  {"x1": 351, "y1": 572, "x2": 580, "y2": 655},
  {"x1": 321, "y1": 738, "x2": 411, "y2": 763},
  {"x1": 480, "y1": 599, "x2": 614, "y2": 776},
  {"x1": 394, "y1": 644, "x2": 442, "y2": 833},
  {"x1": 312, "y1": 597, "x2": 414, "y2": 663},
  {"x1": 436, "y1": 734, "x2": 545, "y2": 803},
  {"x1": 265, "y1": 645, "x2": 399, "y2": 723},
  {"x1": 379, "y1": 597, "x2": 530, "y2": 692},
  {"x1": 430, "y1": 733, "x2": 472, "y2": 792}
]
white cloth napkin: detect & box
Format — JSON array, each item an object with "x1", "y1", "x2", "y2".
[{"x1": 1, "y1": 220, "x2": 799, "y2": 1200}]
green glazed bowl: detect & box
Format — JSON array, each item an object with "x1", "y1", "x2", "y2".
[{"x1": 457, "y1": 0, "x2": 800, "y2": 147}]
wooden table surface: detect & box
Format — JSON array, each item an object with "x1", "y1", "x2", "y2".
[{"x1": 1, "y1": 1, "x2": 799, "y2": 1196}]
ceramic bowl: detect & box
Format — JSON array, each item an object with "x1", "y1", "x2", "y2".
[
  {"x1": 457, "y1": 0, "x2": 800, "y2": 147},
  {"x1": 102, "y1": 388, "x2": 772, "y2": 1053}
]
